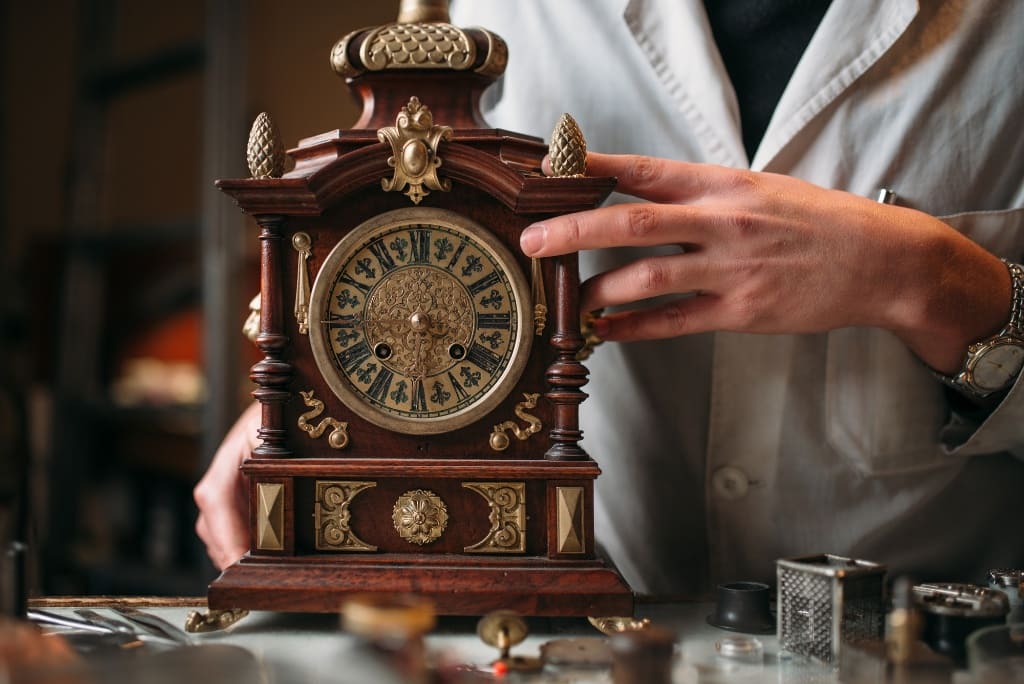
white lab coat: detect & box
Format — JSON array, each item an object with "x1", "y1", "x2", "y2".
[{"x1": 452, "y1": 0, "x2": 1024, "y2": 597}]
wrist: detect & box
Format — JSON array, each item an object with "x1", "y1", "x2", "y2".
[{"x1": 884, "y1": 223, "x2": 1012, "y2": 375}]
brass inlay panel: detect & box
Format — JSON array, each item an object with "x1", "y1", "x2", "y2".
[
  {"x1": 292, "y1": 232, "x2": 312, "y2": 334},
  {"x1": 255, "y1": 483, "x2": 284, "y2": 551},
  {"x1": 556, "y1": 486, "x2": 585, "y2": 554},
  {"x1": 489, "y1": 393, "x2": 543, "y2": 451},
  {"x1": 315, "y1": 481, "x2": 377, "y2": 551},
  {"x1": 393, "y1": 489, "x2": 448, "y2": 545},
  {"x1": 378, "y1": 97, "x2": 452, "y2": 204},
  {"x1": 463, "y1": 482, "x2": 526, "y2": 554},
  {"x1": 298, "y1": 390, "x2": 349, "y2": 449}
]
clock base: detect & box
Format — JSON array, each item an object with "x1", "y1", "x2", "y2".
[{"x1": 208, "y1": 555, "x2": 633, "y2": 616}]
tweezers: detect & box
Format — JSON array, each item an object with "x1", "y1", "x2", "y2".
[{"x1": 112, "y1": 606, "x2": 193, "y2": 645}]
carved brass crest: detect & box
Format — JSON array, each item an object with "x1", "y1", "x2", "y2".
[{"x1": 378, "y1": 97, "x2": 452, "y2": 204}]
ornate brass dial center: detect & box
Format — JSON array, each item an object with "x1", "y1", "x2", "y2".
[{"x1": 409, "y1": 311, "x2": 431, "y2": 332}]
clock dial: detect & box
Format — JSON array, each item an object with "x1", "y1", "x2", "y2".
[
  {"x1": 972, "y1": 341, "x2": 1024, "y2": 391},
  {"x1": 309, "y1": 207, "x2": 533, "y2": 435}
]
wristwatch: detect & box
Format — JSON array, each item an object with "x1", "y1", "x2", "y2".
[{"x1": 937, "y1": 259, "x2": 1024, "y2": 398}]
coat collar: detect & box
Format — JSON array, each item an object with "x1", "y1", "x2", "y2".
[{"x1": 624, "y1": 0, "x2": 920, "y2": 170}]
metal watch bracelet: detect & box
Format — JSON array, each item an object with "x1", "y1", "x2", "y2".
[{"x1": 933, "y1": 259, "x2": 1024, "y2": 398}]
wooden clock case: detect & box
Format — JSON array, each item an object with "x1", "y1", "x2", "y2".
[{"x1": 208, "y1": 6, "x2": 633, "y2": 617}]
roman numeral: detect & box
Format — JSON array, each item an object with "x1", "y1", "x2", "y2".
[
  {"x1": 324, "y1": 313, "x2": 360, "y2": 327},
  {"x1": 409, "y1": 229, "x2": 432, "y2": 264},
  {"x1": 337, "y1": 341, "x2": 371, "y2": 373},
  {"x1": 476, "y1": 312, "x2": 511, "y2": 329},
  {"x1": 447, "y1": 372, "x2": 469, "y2": 402},
  {"x1": 445, "y1": 241, "x2": 466, "y2": 272},
  {"x1": 368, "y1": 241, "x2": 396, "y2": 273},
  {"x1": 466, "y1": 342, "x2": 501, "y2": 375},
  {"x1": 411, "y1": 379, "x2": 428, "y2": 413},
  {"x1": 339, "y1": 273, "x2": 370, "y2": 294},
  {"x1": 367, "y1": 367, "x2": 394, "y2": 403},
  {"x1": 468, "y1": 271, "x2": 501, "y2": 295}
]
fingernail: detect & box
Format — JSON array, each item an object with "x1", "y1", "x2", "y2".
[{"x1": 520, "y1": 224, "x2": 545, "y2": 255}]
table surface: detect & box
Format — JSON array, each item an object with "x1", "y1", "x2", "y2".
[{"x1": 25, "y1": 599, "x2": 855, "y2": 683}]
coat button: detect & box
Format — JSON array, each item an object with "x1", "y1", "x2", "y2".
[{"x1": 712, "y1": 466, "x2": 749, "y2": 501}]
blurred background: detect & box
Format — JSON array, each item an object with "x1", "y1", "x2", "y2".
[{"x1": 0, "y1": 0, "x2": 400, "y2": 598}]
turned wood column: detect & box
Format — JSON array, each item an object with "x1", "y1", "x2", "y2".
[
  {"x1": 544, "y1": 253, "x2": 589, "y2": 461},
  {"x1": 250, "y1": 215, "x2": 293, "y2": 457}
]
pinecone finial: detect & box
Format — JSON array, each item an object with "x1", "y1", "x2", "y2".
[
  {"x1": 548, "y1": 113, "x2": 587, "y2": 178},
  {"x1": 246, "y1": 112, "x2": 286, "y2": 179}
]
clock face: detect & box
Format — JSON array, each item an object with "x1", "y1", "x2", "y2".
[
  {"x1": 971, "y1": 340, "x2": 1024, "y2": 392},
  {"x1": 308, "y1": 207, "x2": 533, "y2": 435}
]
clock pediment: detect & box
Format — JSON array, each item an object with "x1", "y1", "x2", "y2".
[{"x1": 218, "y1": 134, "x2": 615, "y2": 218}]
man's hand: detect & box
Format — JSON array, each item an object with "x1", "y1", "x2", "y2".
[
  {"x1": 194, "y1": 401, "x2": 259, "y2": 571},
  {"x1": 522, "y1": 153, "x2": 1011, "y2": 375}
]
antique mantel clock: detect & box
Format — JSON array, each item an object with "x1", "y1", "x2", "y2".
[{"x1": 209, "y1": 0, "x2": 633, "y2": 616}]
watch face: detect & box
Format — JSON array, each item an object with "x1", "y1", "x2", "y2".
[
  {"x1": 970, "y1": 339, "x2": 1024, "y2": 392},
  {"x1": 309, "y1": 207, "x2": 533, "y2": 435}
]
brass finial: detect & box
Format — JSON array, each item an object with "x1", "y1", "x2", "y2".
[
  {"x1": 549, "y1": 113, "x2": 587, "y2": 178},
  {"x1": 397, "y1": 0, "x2": 450, "y2": 23},
  {"x1": 246, "y1": 112, "x2": 286, "y2": 179}
]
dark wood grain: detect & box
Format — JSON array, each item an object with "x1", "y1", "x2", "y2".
[
  {"x1": 251, "y1": 215, "x2": 293, "y2": 457},
  {"x1": 209, "y1": 557, "x2": 633, "y2": 616}
]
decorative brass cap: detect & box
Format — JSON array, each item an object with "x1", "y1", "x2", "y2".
[
  {"x1": 330, "y1": 6, "x2": 507, "y2": 80},
  {"x1": 246, "y1": 112, "x2": 286, "y2": 179},
  {"x1": 549, "y1": 113, "x2": 587, "y2": 178}
]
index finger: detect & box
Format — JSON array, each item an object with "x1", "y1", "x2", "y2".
[{"x1": 585, "y1": 152, "x2": 727, "y2": 203}]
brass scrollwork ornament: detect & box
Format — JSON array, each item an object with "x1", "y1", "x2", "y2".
[
  {"x1": 298, "y1": 390, "x2": 349, "y2": 449},
  {"x1": 378, "y1": 97, "x2": 453, "y2": 204},
  {"x1": 489, "y1": 393, "x2": 543, "y2": 451},
  {"x1": 184, "y1": 608, "x2": 250, "y2": 634}
]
